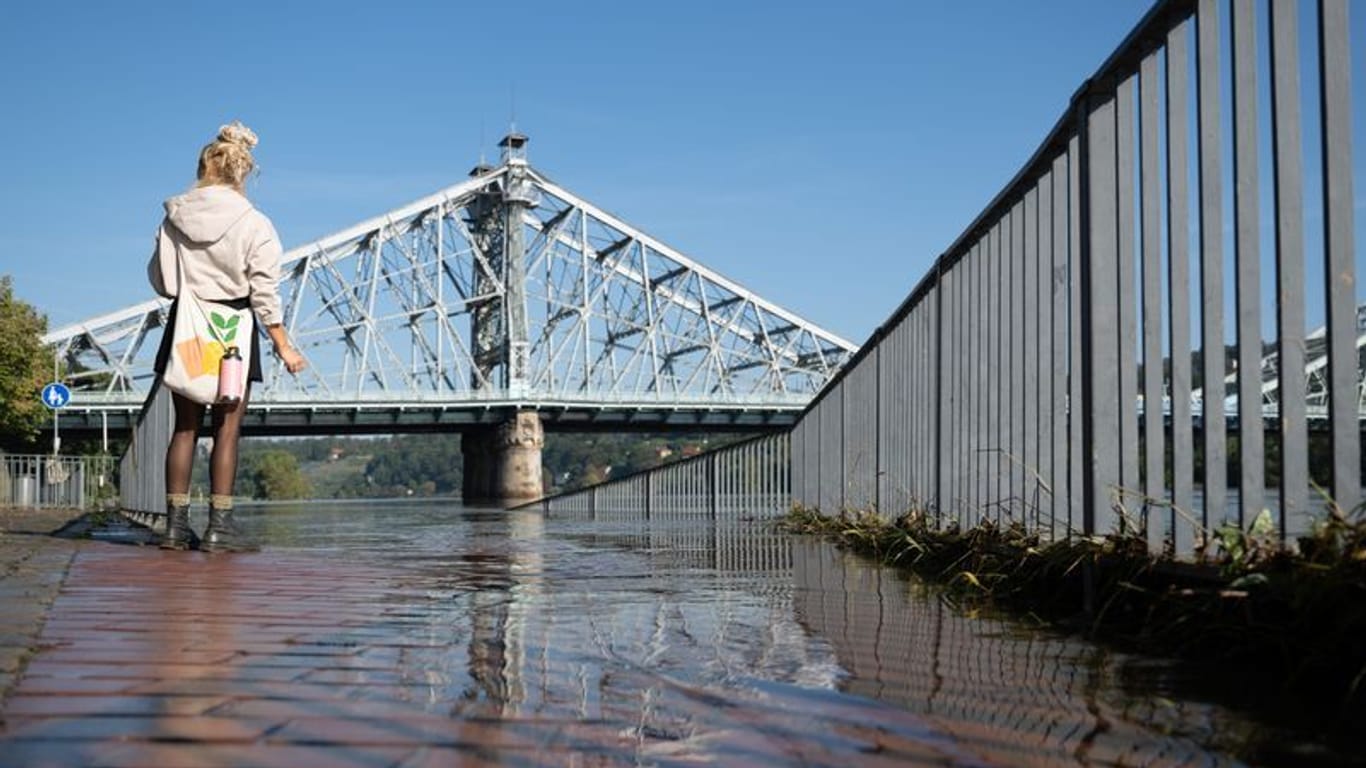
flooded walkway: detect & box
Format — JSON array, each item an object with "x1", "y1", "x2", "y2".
[{"x1": 0, "y1": 503, "x2": 1347, "y2": 766}]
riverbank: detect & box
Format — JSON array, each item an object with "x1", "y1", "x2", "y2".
[{"x1": 780, "y1": 505, "x2": 1366, "y2": 716}]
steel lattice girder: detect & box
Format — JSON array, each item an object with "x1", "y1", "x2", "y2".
[
  {"x1": 44, "y1": 163, "x2": 857, "y2": 412},
  {"x1": 1176, "y1": 304, "x2": 1366, "y2": 422}
]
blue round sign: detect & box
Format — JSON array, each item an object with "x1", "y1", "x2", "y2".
[{"x1": 41, "y1": 382, "x2": 71, "y2": 410}]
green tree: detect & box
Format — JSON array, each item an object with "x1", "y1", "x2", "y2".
[
  {"x1": 364, "y1": 435, "x2": 463, "y2": 495},
  {"x1": 248, "y1": 450, "x2": 311, "y2": 500},
  {"x1": 0, "y1": 276, "x2": 50, "y2": 448}
]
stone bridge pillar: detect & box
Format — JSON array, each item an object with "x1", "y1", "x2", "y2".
[{"x1": 462, "y1": 410, "x2": 544, "y2": 506}]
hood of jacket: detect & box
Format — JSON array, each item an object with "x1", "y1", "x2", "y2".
[{"x1": 163, "y1": 185, "x2": 253, "y2": 245}]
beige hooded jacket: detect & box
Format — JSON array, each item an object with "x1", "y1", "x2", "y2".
[{"x1": 147, "y1": 185, "x2": 285, "y2": 326}]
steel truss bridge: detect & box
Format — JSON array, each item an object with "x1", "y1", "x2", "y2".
[
  {"x1": 1185, "y1": 305, "x2": 1366, "y2": 426},
  {"x1": 44, "y1": 136, "x2": 857, "y2": 437}
]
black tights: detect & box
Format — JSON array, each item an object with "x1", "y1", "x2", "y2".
[{"x1": 165, "y1": 388, "x2": 251, "y2": 497}]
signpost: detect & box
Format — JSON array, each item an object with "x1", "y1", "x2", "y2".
[{"x1": 41, "y1": 381, "x2": 71, "y2": 455}]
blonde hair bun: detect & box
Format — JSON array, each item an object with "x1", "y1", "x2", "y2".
[
  {"x1": 217, "y1": 121, "x2": 258, "y2": 150},
  {"x1": 197, "y1": 120, "x2": 259, "y2": 191}
]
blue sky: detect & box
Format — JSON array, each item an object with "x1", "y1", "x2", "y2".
[{"x1": 0, "y1": 0, "x2": 1360, "y2": 347}]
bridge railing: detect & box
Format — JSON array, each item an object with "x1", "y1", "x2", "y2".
[
  {"x1": 1, "y1": 453, "x2": 118, "y2": 511},
  {"x1": 793, "y1": 0, "x2": 1359, "y2": 555},
  {"x1": 513, "y1": 432, "x2": 789, "y2": 521},
  {"x1": 56, "y1": 390, "x2": 817, "y2": 413}
]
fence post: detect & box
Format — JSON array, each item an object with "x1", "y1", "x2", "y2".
[
  {"x1": 933, "y1": 262, "x2": 946, "y2": 526},
  {"x1": 874, "y1": 332, "x2": 883, "y2": 514},
  {"x1": 1076, "y1": 86, "x2": 1101, "y2": 542},
  {"x1": 645, "y1": 473, "x2": 653, "y2": 520}
]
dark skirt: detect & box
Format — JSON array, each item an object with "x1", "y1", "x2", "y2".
[{"x1": 154, "y1": 297, "x2": 264, "y2": 383}]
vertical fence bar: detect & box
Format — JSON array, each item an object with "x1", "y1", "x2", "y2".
[
  {"x1": 1318, "y1": 0, "x2": 1360, "y2": 514},
  {"x1": 946, "y1": 270, "x2": 957, "y2": 521},
  {"x1": 933, "y1": 271, "x2": 947, "y2": 520},
  {"x1": 1038, "y1": 168, "x2": 1055, "y2": 536},
  {"x1": 1011, "y1": 201, "x2": 1025, "y2": 520},
  {"x1": 874, "y1": 329, "x2": 884, "y2": 512},
  {"x1": 1023, "y1": 186, "x2": 1040, "y2": 526},
  {"x1": 883, "y1": 323, "x2": 896, "y2": 512},
  {"x1": 912, "y1": 309, "x2": 923, "y2": 506},
  {"x1": 1231, "y1": 0, "x2": 1261, "y2": 530},
  {"x1": 1117, "y1": 73, "x2": 1140, "y2": 525},
  {"x1": 961, "y1": 265, "x2": 972, "y2": 521},
  {"x1": 995, "y1": 221, "x2": 1007, "y2": 520},
  {"x1": 957, "y1": 261, "x2": 969, "y2": 521},
  {"x1": 1068, "y1": 133, "x2": 1084, "y2": 537},
  {"x1": 1140, "y1": 46, "x2": 1166, "y2": 553},
  {"x1": 1084, "y1": 89, "x2": 1121, "y2": 535},
  {"x1": 840, "y1": 381, "x2": 848, "y2": 511},
  {"x1": 1167, "y1": 17, "x2": 1196, "y2": 555},
  {"x1": 970, "y1": 241, "x2": 983, "y2": 522},
  {"x1": 988, "y1": 226, "x2": 999, "y2": 513},
  {"x1": 1197, "y1": 0, "x2": 1227, "y2": 531},
  {"x1": 978, "y1": 234, "x2": 990, "y2": 519},
  {"x1": 1270, "y1": 0, "x2": 1307, "y2": 538},
  {"x1": 927, "y1": 289, "x2": 939, "y2": 521},
  {"x1": 1051, "y1": 153, "x2": 1069, "y2": 540}
]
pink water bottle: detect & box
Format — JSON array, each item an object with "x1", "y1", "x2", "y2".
[{"x1": 217, "y1": 346, "x2": 244, "y2": 404}]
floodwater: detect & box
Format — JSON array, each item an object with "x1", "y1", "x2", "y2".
[{"x1": 223, "y1": 500, "x2": 1355, "y2": 767}]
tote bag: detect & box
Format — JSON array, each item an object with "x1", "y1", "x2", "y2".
[{"x1": 159, "y1": 247, "x2": 253, "y2": 405}]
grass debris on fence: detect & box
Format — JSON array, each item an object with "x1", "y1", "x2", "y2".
[{"x1": 780, "y1": 503, "x2": 1366, "y2": 708}]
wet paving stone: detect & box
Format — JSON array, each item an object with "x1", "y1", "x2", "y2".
[{"x1": 0, "y1": 502, "x2": 1355, "y2": 766}]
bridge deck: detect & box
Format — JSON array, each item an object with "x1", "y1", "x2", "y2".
[{"x1": 53, "y1": 400, "x2": 800, "y2": 438}]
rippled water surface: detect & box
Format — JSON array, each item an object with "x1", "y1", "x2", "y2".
[{"x1": 227, "y1": 500, "x2": 1354, "y2": 767}]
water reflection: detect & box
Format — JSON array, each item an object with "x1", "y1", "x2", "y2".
[
  {"x1": 790, "y1": 539, "x2": 1354, "y2": 767},
  {"x1": 226, "y1": 500, "x2": 1340, "y2": 766}
]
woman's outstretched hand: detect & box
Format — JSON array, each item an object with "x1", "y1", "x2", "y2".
[
  {"x1": 277, "y1": 344, "x2": 306, "y2": 374},
  {"x1": 265, "y1": 324, "x2": 306, "y2": 374}
]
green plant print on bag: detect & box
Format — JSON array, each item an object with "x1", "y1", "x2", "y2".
[{"x1": 209, "y1": 311, "x2": 241, "y2": 345}]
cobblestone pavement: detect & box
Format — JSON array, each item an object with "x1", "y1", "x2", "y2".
[{"x1": 0, "y1": 503, "x2": 1339, "y2": 767}]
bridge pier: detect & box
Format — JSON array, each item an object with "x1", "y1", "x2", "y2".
[{"x1": 462, "y1": 410, "x2": 544, "y2": 506}]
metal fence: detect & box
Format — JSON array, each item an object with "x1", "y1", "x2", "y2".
[
  {"x1": 793, "y1": 0, "x2": 1359, "y2": 555},
  {"x1": 119, "y1": 384, "x2": 172, "y2": 517},
  {"x1": 1, "y1": 453, "x2": 118, "y2": 510},
  {"x1": 514, "y1": 432, "x2": 790, "y2": 520}
]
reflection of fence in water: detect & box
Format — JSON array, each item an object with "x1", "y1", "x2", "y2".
[
  {"x1": 499, "y1": 516, "x2": 819, "y2": 739},
  {"x1": 792, "y1": 540, "x2": 1254, "y2": 766},
  {"x1": 638, "y1": 520, "x2": 793, "y2": 575}
]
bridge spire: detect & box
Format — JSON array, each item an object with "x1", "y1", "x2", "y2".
[{"x1": 462, "y1": 132, "x2": 544, "y2": 504}]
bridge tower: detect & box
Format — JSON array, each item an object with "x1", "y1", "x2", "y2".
[{"x1": 462, "y1": 133, "x2": 544, "y2": 504}]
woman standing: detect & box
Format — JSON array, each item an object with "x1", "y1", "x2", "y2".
[{"x1": 147, "y1": 122, "x2": 306, "y2": 552}]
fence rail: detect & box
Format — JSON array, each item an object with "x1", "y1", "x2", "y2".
[
  {"x1": 514, "y1": 432, "x2": 790, "y2": 520},
  {"x1": 792, "y1": 0, "x2": 1360, "y2": 556},
  {"x1": 1, "y1": 454, "x2": 118, "y2": 510}
]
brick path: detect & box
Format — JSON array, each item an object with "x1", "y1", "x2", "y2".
[
  {"x1": 0, "y1": 539, "x2": 642, "y2": 767},
  {"x1": 0, "y1": 507, "x2": 1290, "y2": 767},
  {"x1": 0, "y1": 519, "x2": 948, "y2": 768}
]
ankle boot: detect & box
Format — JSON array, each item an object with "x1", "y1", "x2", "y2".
[
  {"x1": 202, "y1": 496, "x2": 257, "y2": 553},
  {"x1": 160, "y1": 494, "x2": 200, "y2": 550}
]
